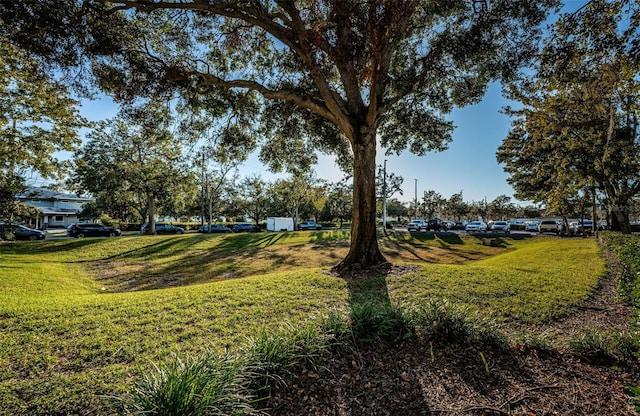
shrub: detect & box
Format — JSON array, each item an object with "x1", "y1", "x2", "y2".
[
  {"x1": 411, "y1": 299, "x2": 507, "y2": 348},
  {"x1": 244, "y1": 323, "x2": 329, "y2": 396},
  {"x1": 118, "y1": 352, "x2": 256, "y2": 416},
  {"x1": 98, "y1": 214, "x2": 120, "y2": 229},
  {"x1": 349, "y1": 300, "x2": 414, "y2": 345}
]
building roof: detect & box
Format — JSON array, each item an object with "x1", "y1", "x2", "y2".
[
  {"x1": 16, "y1": 187, "x2": 93, "y2": 202},
  {"x1": 38, "y1": 207, "x2": 82, "y2": 215}
]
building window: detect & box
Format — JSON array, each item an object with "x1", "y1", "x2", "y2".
[{"x1": 55, "y1": 215, "x2": 64, "y2": 222}]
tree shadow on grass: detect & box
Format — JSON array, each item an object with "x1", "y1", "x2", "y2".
[{"x1": 1, "y1": 238, "x2": 104, "y2": 255}]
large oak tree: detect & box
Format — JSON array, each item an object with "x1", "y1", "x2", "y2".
[{"x1": 2, "y1": 0, "x2": 557, "y2": 270}]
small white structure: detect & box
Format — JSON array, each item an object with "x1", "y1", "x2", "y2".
[{"x1": 266, "y1": 217, "x2": 294, "y2": 232}]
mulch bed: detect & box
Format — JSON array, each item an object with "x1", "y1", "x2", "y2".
[
  {"x1": 267, "y1": 254, "x2": 640, "y2": 416},
  {"x1": 267, "y1": 340, "x2": 637, "y2": 415}
]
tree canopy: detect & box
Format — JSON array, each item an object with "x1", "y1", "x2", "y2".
[
  {"x1": 497, "y1": 0, "x2": 640, "y2": 232},
  {"x1": 71, "y1": 103, "x2": 197, "y2": 228},
  {"x1": 2, "y1": 0, "x2": 558, "y2": 269}
]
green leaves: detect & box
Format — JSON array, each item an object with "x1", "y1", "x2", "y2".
[
  {"x1": 0, "y1": 38, "x2": 88, "y2": 180},
  {"x1": 498, "y1": 1, "x2": 640, "y2": 226},
  {"x1": 71, "y1": 102, "x2": 197, "y2": 222}
]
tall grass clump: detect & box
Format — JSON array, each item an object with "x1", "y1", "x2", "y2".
[
  {"x1": 349, "y1": 300, "x2": 414, "y2": 345},
  {"x1": 568, "y1": 329, "x2": 639, "y2": 362},
  {"x1": 244, "y1": 323, "x2": 329, "y2": 396},
  {"x1": 411, "y1": 299, "x2": 507, "y2": 348},
  {"x1": 601, "y1": 233, "x2": 640, "y2": 306},
  {"x1": 118, "y1": 351, "x2": 257, "y2": 416}
]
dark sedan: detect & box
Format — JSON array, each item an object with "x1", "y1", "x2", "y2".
[
  {"x1": 232, "y1": 223, "x2": 260, "y2": 233},
  {"x1": 141, "y1": 223, "x2": 185, "y2": 235},
  {"x1": 199, "y1": 224, "x2": 233, "y2": 233},
  {"x1": 1, "y1": 224, "x2": 46, "y2": 241},
  {"x1": 67, "y1": 223, "x2": 121, "y2": 238}
]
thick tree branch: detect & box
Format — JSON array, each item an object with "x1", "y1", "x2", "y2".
[
  {"x1": 278, "y1": 0, "x2": 353, "y2": 137},
  {"x1": 190, "y1": 70, "x2": 339, "y2": 125}
]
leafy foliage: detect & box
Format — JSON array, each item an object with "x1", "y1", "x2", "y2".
[
  {"x1": 498, "y1": 0, "x2": 640, "y2": 231},
  {"x1": 0, "y1": 37, "x2": 87, "y2": 179},
  {"x1": 71, "y1": 102, "x2": 197, "y2": 223},
  {"x1": 120, "y1": 352, "x2": 256, "y2": 416}
]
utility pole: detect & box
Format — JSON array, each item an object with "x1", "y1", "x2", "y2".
[
  {"x1": 200, "y1": 151, "x2": 206, "y2": 227},
  {"x1": 382, "y1": 159, "x2": 387, "y2": 232},
  {"x1": 414, "y1": 178, "x2": 418, "y2": 219}
]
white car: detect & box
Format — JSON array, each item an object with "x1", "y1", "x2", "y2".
[
  {"x1": 524, "y1": 221, "x2": 540, "y2": 232},
  {"x1": 538, "y1": 219, "x2": 563, "y2": 234},
  {"x1": 465, "y1": 221, "x2": 487, "y2": 232},
  {"x1": 490, "y1": 221, "x2": 510, "y2": 233},
  {"x1": 407, "y1": 219, "x2": 428, "y2": 232}
]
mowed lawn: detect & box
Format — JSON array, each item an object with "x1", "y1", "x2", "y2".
[{"x1": 0, "y1": 231, "x2": 604, "y2": 415}]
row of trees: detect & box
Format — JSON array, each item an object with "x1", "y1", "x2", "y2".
[{"x1": 497, "y1": 0, "x2": 640, "y2": 233}]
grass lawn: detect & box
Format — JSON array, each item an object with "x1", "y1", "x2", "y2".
[{"x1": 0, "y1": 231, "x2": 604, "y2": 415}]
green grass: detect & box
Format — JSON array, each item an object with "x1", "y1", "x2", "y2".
[
  {"x1": 0, "y1": 232, "x2": 605, "y2": 415},
  {"x1": 386, "y1": 238, "x2": 605, "y2": 322}
]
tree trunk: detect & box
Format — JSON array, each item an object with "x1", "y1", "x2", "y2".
[
  {"x1": 610, "y1": 207, "x2": 631, "y2": 234},
  {"x1": 148, "y1": 195, "x2": 156, "y2": 235},
  {"x1": 335, "y1": 133, "x2": 387, "y2": 271}
]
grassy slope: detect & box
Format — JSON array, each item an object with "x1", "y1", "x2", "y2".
[{"x1": 0, "y1": 232, "x2": 604, "y2": 415}]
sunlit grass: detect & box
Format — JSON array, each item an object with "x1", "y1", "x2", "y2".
[
  {"x1": 387, "y1": 238, "x2": 604, "y2": 322},
  {"x1": 0, "y1": 232, "x2": 605, "y2": 415}
]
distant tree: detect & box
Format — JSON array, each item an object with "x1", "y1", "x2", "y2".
[
  {"x1": 195, "y1": 146, "x2": 239, "y2": 231},
  {"x1": 326, "y1": 180, "x2": 353, "y2": 228},
  {"x1": 488, "y1": 195, "x2": 516, "y2": 220},
  {"x1": 238, "y1": 175, "x2": 271, "y2": 225},
  {"x1": 444, "y1": 191, "x2": 469, "y2": 221},
  {"x1": 271, "y1": 171, "x2": 322, "y2": 227},
  {"x1": 71, "y1": 103, "x2": 197, "y2": 231},
  {"x1": 497, "y1": 0, "x2": 640, "y2": 233},
  {"x1": 376, "y1": 164, "x2": 404, "y2": 200},
  {"x1": 386, "y1": 198, "x2": 409, "y2": 222},
  {"x1": 515, "y1": 205, "x2": 542, "y2": 219},
  {"x1": 421, "y1": 190, "x2": 445, "y2": 219},
  {"x1": 1, "y1": 0, "x2": 559, "y2": 270}
]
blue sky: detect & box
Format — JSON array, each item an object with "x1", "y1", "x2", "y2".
[{"x1": 65, "y1": 1, "x2": 588, "y2": 207}]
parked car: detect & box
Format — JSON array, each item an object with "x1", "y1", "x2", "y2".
[
  {"x1": 1, "y1": 224, "x2": 46, "y2": 241},
  {"x1": 452, "y1": 221, "x2": 468, "y2": 230},
  {"x1": 442, "y1": 220, "x2": 456, "y2": 230},
  {"x1": 67, "y1": 223, "x2": 121, "y2": 238},
  {"x1": 141, "y1": 223, "x2": 185, "y2": 235},
  {"x1": 465, "y1": 221, "x2": 487, "y2": 232},
  {"x1": 297, "y1": 221, "x2": 322, "y2": 231},
  {"x1": 570, "y1": 220, "x2": 594, "y2": 235},
  {"x1": 407, "y1": 219, "x2": 428, "y2": 232},
  {"x1": 508, "y1": 219, "x2": 526, "y2": 230},
  {"x1": 233, "y1": 223, "x2": 260, "y2": 233},
  {"x1": 426, "y1": 218, "x2": 444, "y2": 231},
  {"x1": 524, "y1": 221, "x2": 540, "y2": 232},
  {"x1": 199, "y1": 224, "x2": 232, "y2": 233},
  {"x1": 490, "y1": 221, "x2": 510, "y2": 233},
  {"x1": 538, "y1": 219, "x2": 563, "y2": 234}
]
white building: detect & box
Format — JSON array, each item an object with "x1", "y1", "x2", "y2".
[{"x1": 16, "y1": 187, "x2": 93, "y2": 229}]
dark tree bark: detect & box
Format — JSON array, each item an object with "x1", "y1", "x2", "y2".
[{"x1": 335, "y1": 130, "x2": 386, "y2": 271}]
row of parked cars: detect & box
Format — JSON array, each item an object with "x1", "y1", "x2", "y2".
[
  {"x1": 406, "y1": 217, "x2": 602, "y2": 236},
  {"x1": 407, "y1": 219, "x2": 512, "y2": 233}
]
